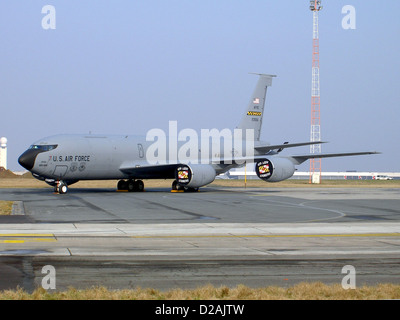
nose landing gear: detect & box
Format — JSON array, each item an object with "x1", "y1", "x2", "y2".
[{"x1": 54, "y1": 181, "x2": 68, "y2": 194}]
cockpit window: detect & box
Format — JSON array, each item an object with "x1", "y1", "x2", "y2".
[{"x1": 29, "y1": 145, "x2": 58, "y2": 152}]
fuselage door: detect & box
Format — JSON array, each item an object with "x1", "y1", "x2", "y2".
[{"x1": 53, "y1": 165, "x2": 68, "y2": 178}]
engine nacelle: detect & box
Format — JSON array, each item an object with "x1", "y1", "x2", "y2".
[
  {"x1": 175, "y1": 164, "x2": 216, "y2": 188},
  {"x1": 255, "y1": 157, "x2": 295, "y2": 182}
]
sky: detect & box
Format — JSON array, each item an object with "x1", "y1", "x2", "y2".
[{"x1": 0, "y1": 0, "x2": 399, "y2": 172}]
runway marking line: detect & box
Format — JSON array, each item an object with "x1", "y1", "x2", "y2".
[
  {"x1": 0, "y1": 233, "x2": 57, "y2": 244},
  {"x1": 3, "y1": 240, "x2": 25, "y2": 244},
  {"x1": 0, "y1": 234, "x2": 54, "y2": 237},
  {"x1": 130, "y1": 233, "x2": 400, "y2": 239}
]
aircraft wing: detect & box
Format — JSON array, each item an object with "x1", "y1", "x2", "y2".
[
  {"x1": 289, "y1": 151, "x2": 380, "y2": 165},
  {"x1": 118, "y1": 151, "x2": 380, "y2": 177},
  {"x1": 218, "y1": 151, "x2": 380, "y2": 166},
  {"x1": 255, "y1": 141, "x2": 326, "y2": 154}
]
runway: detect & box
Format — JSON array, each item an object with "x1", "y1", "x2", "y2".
[{"x1": 0, "y1": 185, "x2": 399, "y2": 291}]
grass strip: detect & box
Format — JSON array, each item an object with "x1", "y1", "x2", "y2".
[
  {"x1": 1, "y1": 283, "x2": 400, "y2": 300},
  {"x1": 0, "y1": 201, "x2": 13, "y2": 215}
]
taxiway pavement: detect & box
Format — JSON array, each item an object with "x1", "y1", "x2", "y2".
[{"x1": 0, "y1": 186, "x2": 399, "y2": 291}]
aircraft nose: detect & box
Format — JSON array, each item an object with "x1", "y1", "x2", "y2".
[{"x1": 18, "y1": 149, "x2": 37, "y2": 171}]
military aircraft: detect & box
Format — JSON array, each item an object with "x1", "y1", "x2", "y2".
[{"x1": 18, "y1": 74, "x2": 378, "y2": 194}]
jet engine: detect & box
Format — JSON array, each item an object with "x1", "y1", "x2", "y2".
[
  {"x1": 255, "y1": 157, "x2": 295, "y2": 182},
  {"x1": 175, "y1": 164, "x2": 216, "y2": 188}
]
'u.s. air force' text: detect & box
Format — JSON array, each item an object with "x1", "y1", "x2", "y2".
[{"x1": 50, "y1": 155, "x2": 91, "y2": 162}]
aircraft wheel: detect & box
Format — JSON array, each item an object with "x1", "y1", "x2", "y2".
[
  {"x1": 136, "y1": 180, "x2": 144, "y2": 192},
  {"x1": 185, "y1": 187, "x2": 199, "y2": 192},
  {"x1": 58, "y1": 181, "x2": 68, "y2": 194},
  {"x1": 127, "y1": 179, "x2": 136, "y2": 192},
  {"x1": 117, "y1": 180, "x2": 128, "y2": 191},
  {"x1": 172, "y1": 180, "x2": 184, "y2": 191}
]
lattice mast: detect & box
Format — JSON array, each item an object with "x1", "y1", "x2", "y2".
[{"x1": 309, "y1": 0, "x2": 322, "y2": 183}]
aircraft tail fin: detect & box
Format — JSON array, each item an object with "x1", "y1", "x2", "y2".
[{"x1": 236, "y1": 73, "x2": 276, "y2": 141}]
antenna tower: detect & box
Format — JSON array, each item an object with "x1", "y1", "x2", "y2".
[{"x1": 309, "y1": 0, "x2": 322, "y2": 183}]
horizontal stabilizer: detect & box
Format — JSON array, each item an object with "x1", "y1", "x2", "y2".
[{"x1": 290, "y1": 151, "x2": 381, "y2": 165}]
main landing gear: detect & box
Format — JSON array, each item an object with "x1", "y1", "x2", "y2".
[
  {"x1": 117, "y1": 179, "x2": 144, "y2": 192},
  {"x1": 171, "y1": 180, "x2": 199, "y2": 192}
]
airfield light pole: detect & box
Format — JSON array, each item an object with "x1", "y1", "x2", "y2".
[{"x1": 309, "y1": 0, "x2": 322, "y2": 183}]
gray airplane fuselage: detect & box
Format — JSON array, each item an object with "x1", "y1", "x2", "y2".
[{"x1": 19, "y1": 133, "x2": 251, "y2": 182}]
